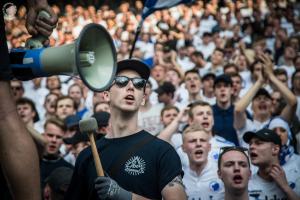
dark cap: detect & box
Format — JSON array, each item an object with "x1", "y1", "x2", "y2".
[
  {"x1": 64, "y1": 115, "x2": 80, "y2": 129},
  {"x1": 45, "y1": 167, "x2": 73, "y2": 194},
  {"x1": 243, "y1": 128, "x2": 281, "y2": 146},
  {"x1": 253, "y1": 88, "x2": 271, "y2": 100},
  {"x1": 63, "y1": 131, "x2": 89, "y2": 145},
  {"x1": 92, "y1": 111, "x2": 110, "y2": 128},
  {"x1": 155, "y1": 82, "x2": 176, "y2": 95},
  {"x1": 214, "y1": 74, "x2": 232, "y2": 88},
  {"x1": 202, "y1": 73, "x2": 216, "y2": 81},
  {"x1": 117, "y1": 59, "x2": 150, "y2": 80}
]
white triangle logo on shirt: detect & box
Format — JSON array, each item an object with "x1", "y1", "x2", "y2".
[{"x1": 124, "y1": 156, "x2": 146, "y2": 176}]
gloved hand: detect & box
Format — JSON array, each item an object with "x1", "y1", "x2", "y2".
[{"x1": 94, "y1": 176, "x2": 132, "y2": 200}]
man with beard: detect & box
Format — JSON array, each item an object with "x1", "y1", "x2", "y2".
[{"x1": 218, "y1": 146, "x2": 251, "y2": 200}]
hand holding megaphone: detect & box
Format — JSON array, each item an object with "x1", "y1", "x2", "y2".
[
  {"x1": 25, "y1": 10, "x2": 52, "y2": 49},
  {"x1": 9, "y1": 23, "x2": 117, "y2": 92}
]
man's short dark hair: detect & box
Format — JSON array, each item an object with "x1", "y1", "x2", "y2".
[
  {"x1": 218, "y1": 146, "x2": 250, "y2": 170},
  {"x1": 16, "y1": 97, "x2": 39, "y2": 122},
  {"x1": 44, "y1": 117, "x2": 66, "y2": 132},
  {"x1": 55, "y1": 95, "x2": 78, "y2": 111},
  {"x1": 184, "y1": 69, "x2": 200, "y2": 79},
  {"x1": 224, "y1": 63, "x2": 239, "y2": 74},
  {"x1": 160, "y1": 105, "x2": 179, "y2": 117},
  {"x1": 188, "y1": 101, "x2": 212, "y2": 119},
  {"x1": 191, "y1": 51, "x2": 204, "y2": 59},
  {"x1": 274, "y1": 68, "x2": 287, "y2": 77}
]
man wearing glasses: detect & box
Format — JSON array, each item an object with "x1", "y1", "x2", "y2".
[
  {"x1": 217, "y1": 146, "x2": 251, "y2": 200},
  {"x1": 66, "y1": 59, "x2": 187, "y2": 200},
  {"x1": 243, "y1": 128, "x2": 300, "y2": 200}
]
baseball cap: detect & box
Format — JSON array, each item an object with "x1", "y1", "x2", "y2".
[
  {"x1": 253, "y1": 88, "x2": 271, "y2": 100},
  {"x1": 45, "y1": 167, "x2": 73, "y2": 194},
  {"x1": 155, "y1": 82, "x2": 176, "y2": 95},
  {"x1": 63, "y1": 131, "x2": 89, "y2": 145},
  {"x1": 243, "y1": 128, "x2": 281, "y2": 146},
  {"x1": 214, "y1": 74, "x2": 232, "y2": 88},
  {"x1": 117, "y1": 59, "x2": 150, "y2": 80},
  {"x1": 202, "y1": 73, "x2": 216, "y2": 81},
  {"x1": 92, "y1": 111, "x2": 110, "y2": 128},
  {"x1": 64, "y1": 115, "x2": 80, "y2": 130}
]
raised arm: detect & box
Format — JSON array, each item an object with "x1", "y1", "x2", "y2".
[
  {"x1": 234, "y1": 68, "x2": 264, "y2": 130},
  {"x1": 158, "y1": 107, "x2": 189, "y2": 143},
  {"x1": 259, "y1": 54, "x2": 297, "y2": 124}
]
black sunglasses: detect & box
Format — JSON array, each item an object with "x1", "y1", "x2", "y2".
[{"x1": 114, "y1": 76, "x2": 147, "y2": 90}]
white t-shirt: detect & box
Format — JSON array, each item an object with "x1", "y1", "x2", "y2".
[
  {"x1": 176, "y1": 135, "x2": 234, "y2": 169},
  {"x1": 249, "y1": 173, "x2": 286, "y2": 199},
  {"x1": 282, "y1": 154, "x2": 300, "y2": 196},
  {"x1": 183, "y1": 161, "x2": 224, "y2": 200},
  {"x1": 249, "y1": 169, "x2": 300, "y2": 200},
  {"x1": 138, "y1": 103, "x2": 164, "y2": 136},
  {"x1": 237, "y1": 118, "x2": 271, "y2": 148}
]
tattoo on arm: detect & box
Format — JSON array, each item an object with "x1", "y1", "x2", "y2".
[{"x1": 167, "y1": 175, "x2": 185, "y2": 188}]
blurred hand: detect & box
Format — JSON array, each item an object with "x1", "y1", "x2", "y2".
[
  {"x1": 257, "y1": 53, "x2": 274, "y2": 77},
  {"x1": 178, "y1": 107, "x2": 189, "y2": 124},
  {"x1": 269, "y1": 164, "x2": 288, "y2": 189},
  {"x1": 26, "y1": 1, "x2": 58, "y2": 45}
]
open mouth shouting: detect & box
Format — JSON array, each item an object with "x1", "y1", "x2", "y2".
[
  {"x1": 233, "y1": 174, "x2": 243, "y2": 184},
  {"x1": 124, "y1": 94, "x2": 135, "y2": 104}
]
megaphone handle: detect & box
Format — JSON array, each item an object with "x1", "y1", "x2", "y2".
[{"x1": 25, "y1": 10, "x2": 51, "y2": 49}]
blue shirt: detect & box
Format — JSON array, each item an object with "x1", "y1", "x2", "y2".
[{"x1": 212, "y1": 104, "x2": 239, "y2": 146}]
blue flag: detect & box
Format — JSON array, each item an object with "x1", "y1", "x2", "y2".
[{"x1": 142, "y1": 0, "x2": 195, "y2": 19}]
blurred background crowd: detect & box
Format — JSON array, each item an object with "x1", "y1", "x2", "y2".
[{"x1": 3, "y1": 0, "x2": 300, "y2": 199}]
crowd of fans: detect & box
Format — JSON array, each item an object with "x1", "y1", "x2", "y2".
[{"x1": 3, "y1": 0, "x2": 300, "y2": 199}]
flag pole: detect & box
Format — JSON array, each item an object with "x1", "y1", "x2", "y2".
[{"x1": 129, "y1": 19, "x2": 144, "y2": 59}]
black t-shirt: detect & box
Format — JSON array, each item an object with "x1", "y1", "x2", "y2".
[
  {"x1": 66, "y1": 130, "x2": 182, "y2": 200},
  {"x1": 40, "y1": 156, "x2": 74, "y2": 190}
]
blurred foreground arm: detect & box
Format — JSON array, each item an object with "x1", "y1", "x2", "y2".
[{"x1": 0, "y1": 82, "x2": 41, "y2": 200}]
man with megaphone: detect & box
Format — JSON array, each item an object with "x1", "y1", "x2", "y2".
[
  {"x1": 66, "y1": 59, "x2": 187, "y2": 200},
  {"x1": 0, "y1": 0, "x2": 57, "y2": 199}
]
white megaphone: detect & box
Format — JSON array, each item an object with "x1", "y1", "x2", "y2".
[{"x1": 9, "y1": 23, "x2": 117, "y2": 92}]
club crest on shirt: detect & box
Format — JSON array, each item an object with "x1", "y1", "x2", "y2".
[
  {"x1": 125, "y1": 156, "x2": 146, "y2": 176},
  {"x1": 209, "y1": 181, "x2": 221, "y2": 192}
]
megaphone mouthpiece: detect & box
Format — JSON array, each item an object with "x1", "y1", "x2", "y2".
[{"x1": 79, "y1": 51, "x2": 95, "y2": 67}]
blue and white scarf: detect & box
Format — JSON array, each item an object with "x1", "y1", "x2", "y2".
[{"x1": 268, "y1": 117, "x2": 294, "y2": 165}]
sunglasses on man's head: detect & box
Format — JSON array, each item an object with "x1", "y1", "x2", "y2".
[
  {"x1": 219, "y1": 146, "x2": 249, "y2": 157},
  {"x1": 114, "y1": 76, "x2": 147, "y2": 90},
  {"x1": 217, "y1": 146, "x2": 250, "y2": 169}
]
